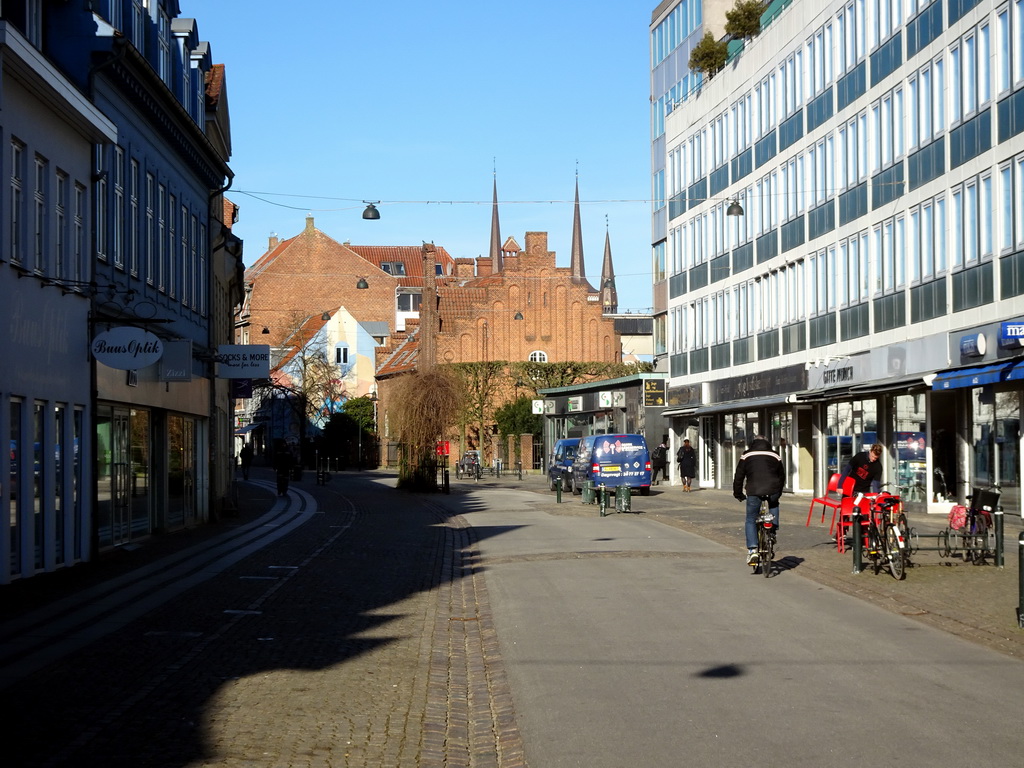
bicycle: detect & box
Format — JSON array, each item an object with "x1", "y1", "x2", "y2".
[
  {"x1": 752, "y1": 495, "x2": 776, "y2": 578},
  {"x1": 938, "y1": 486, "x2": 1000, "y2": 564},
  {"x1": 854, "y1": 492, "x2": 907, "y2": 580}
]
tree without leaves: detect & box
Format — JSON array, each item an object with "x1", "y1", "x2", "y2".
[{"x1": 388, "y1": 367, "x2": 464, "y2": 489}]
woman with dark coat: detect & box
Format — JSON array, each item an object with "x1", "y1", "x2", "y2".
[{"x1": 676, "y1": 439, "x2": 697, "y2": 491}]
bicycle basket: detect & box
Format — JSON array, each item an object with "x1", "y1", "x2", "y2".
[{"x1": 969, "y1": 488, "x2": 1000, "y2": 513}]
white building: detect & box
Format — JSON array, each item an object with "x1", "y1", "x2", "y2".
[{"x1": 657, "y1": 0, "x2": 1024, "y2": 516}]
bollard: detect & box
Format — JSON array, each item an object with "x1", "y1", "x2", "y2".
[
  {"x1": 443, "y1": 469, "x2": 450, "y2": 495},
  {"x1": 852, "y1": 507, "x2": 863, "y2": 574},
  {"x1": 582, "y1": 479, "x2": 595, "y2": 505},
  {"x1": 599, "y1": 484, "x2": 608, "y2": 516},
  {"x1": 1018, "y1": 533, "x2": 1024, "y2": 628},
  {"x1": 994, "y1": 509, "x2": 1004, "y2": 567},
  {"x1": 555, "y1": 474, "x2": 562, "y2": 503},
  {"x1": 616, "y1": 484, "x2": 631, "y2": 513}
]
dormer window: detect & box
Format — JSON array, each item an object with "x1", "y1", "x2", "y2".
[
  {"x1": 380, "y1": 261, "x2": 406, "y2": 276},
  {"x1": 397, "y1": 289, "x2": 421, "y2": 312}
]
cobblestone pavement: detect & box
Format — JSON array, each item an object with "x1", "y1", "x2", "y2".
[
  {"x1": 3, "y1": 468, "x2": 1021, "y2": 767},
  {"x1": 2, "y1": 470, "x2": 524, "y2": 768}
]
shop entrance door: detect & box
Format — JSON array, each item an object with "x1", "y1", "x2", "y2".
[
  {"x1": 700, "y1": 417, "x2": 716, "y2": 488},
  {"x1": 102, "y1": 409, "x2": 132, "y2": 546}
]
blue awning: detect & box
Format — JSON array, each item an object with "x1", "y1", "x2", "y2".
[{"x1": 931, "y1": 362, "x2": 1020, "y2": 390}]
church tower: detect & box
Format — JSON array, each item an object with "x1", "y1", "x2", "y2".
[
  {"x1": 489, "y1": 174, "x2": 503, "y2": 274},
  {"x1": 599, "y1": 221, "x2": 618, "y2": 314},
  {"x1": 569, "y1": 176, "x2": 586, "y2": 281}
]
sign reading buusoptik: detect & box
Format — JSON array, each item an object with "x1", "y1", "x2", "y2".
[{"x1": 91, "y1": 327, "x2": 164, "y2": 370}]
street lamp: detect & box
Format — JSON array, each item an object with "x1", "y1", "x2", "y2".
[
  {"x1": 726, "y1": 199, "x2": 745, "y2": 216},
  {"x1": 362, "y1": 201, "x2": 381, "y2": 220}
]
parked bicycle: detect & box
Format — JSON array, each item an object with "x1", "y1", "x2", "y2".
[
  {"x1": 853, "y1": 492, "x2": 907, "y2": 580},
  {"x1": 752, "y1": 495, "x2": 776, "y2": 578},
  {"x1": 938, "y1": 486, "x2": 1000, "y2": 564}
]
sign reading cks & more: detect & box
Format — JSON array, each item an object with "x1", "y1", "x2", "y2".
[{"x1": 91, "y1": 327, "x2": 164, "y2": 370}]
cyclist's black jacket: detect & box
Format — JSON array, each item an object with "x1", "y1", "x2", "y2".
[{"x1": 732, "y1": 439, "x2": 785, "y2": 498}]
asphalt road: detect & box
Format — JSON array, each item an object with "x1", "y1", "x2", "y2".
[{"x1": 445, "y1": 483, "x2": 1024, "y2": 768}]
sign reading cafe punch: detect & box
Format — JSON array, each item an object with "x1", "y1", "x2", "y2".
[{"x1": 92, "y1": 327, "x2": 164, "y2": 370}]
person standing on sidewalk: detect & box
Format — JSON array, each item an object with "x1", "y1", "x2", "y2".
[
  {"x1": 651, "y1": 440, "x2": 668, "y2": 485},
  {"x1": 732, "y1": 436, "x2": 786, "y2": 566},
  {"x1": 239, "y1": 443, "x2": 254, "y2": 480},
  {"x1": 839, "y1": 443, "x2": 883, "y2": 495},
  {"x1": 273, "y1": 442, "x2": 294, "y2": 496},
  {"x1": 677, "y1": 439, "x2": 697, "y2": 491}
]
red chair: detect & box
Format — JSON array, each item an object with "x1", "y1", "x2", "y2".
[
  {"x1": 833, "y1": 478, "x2": 869, "y2": 553},
  {"x1": 807, "y1": 473, "x2": 843, "y2": 528}
]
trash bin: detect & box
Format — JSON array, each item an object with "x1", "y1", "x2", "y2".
[
  {"x1": 615, "y1": 484, "x2": 631, "y2": 513},
  {"x1": 582, "y1": 479, "x2": 595, "y2": 505}
]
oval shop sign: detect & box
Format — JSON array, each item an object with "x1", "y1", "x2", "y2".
[{"x1": 92, "y1": 327, "x2": 164, "y2": 370}]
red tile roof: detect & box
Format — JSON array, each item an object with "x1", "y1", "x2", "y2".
[{"x1": 376, "y1": 330, "x2": 420, "y2": 378}]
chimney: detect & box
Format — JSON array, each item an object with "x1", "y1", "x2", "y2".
[
  {"x1": 525, "y1": 231, "x2": 547, "y2": 255},
  {"x1": 305, "y1": 214, "x2": 315, "y2": 232},
  {"x1": 268, "y1": 232, "x2": 279, "y2": 250},
  {"x1": 475, "y1": 256, "x2": 493, "y2": 277}
]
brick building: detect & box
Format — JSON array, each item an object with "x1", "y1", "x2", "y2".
[
  {"x1": 237, "y1": 215, "x2": 457, "y2": 350},
  {"x1": 375, "y1": 179, "x2": 624, "y2": 463}
]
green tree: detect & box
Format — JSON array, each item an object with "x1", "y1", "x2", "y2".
[
  {"x1": 509, "y1": 361, "x2": 654, "y2": 392},
  {"x1": 494, "y1": 397, "x2": 541, "y2": 440},
  {"x1": 688, "y1": 32, "x2": 728, "y2": 80},
  {"x1": 725, "y1": 0, "x2": 766, "y2": 40},
  {"x1": 449, "y1": 361, "x2": 506, "y2": 455}
]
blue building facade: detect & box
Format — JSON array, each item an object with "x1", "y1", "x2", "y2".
[{"x1": 0, "y1": 1, "x2": 239, "y2": 582}]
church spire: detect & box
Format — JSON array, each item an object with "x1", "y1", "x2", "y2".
[
  {"x1": 600, "y1": 217, "x2": 618, "y2": 314},
  {"x1": 489, "y1": 170, "x2": 502, "y2": 273},
  {"x1": 569, "y1": 174, "x2": 585, "y2": 280}
]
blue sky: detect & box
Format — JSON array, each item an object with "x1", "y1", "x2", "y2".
[{"x1": 182, "y1": 1, "x2": 655, "y2": 312}]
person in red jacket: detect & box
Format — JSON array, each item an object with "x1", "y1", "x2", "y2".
[{"x1": 733, "y1": 436, "x2": 786, "y2": 565}]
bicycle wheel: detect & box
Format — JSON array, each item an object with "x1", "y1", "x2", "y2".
[
  {"x1": 868, "y1": 525, "x2": 884, "y2": 575},
  {"x1": 757, "y1": 525, "x2": 772, "y2": 578},
  {"x1": 937, "y1": 528, "x2": 950, "y2": 558},
  {"x1": 884, "y1": 524, "x2": 906, "y2": 580},
  {"x1": 962, "y1": 526, "x2": 979, "y2": 563},
  {"x1": 896, "y1": 513, "x2": 911, "y2": 565}
]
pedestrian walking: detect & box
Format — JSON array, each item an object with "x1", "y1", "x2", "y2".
[
  {"x1": 677, "y1": 439, "x2": 697, "y2": 491},
  {"x1": 651, "y1": 440, "x2": 668, "y2": 485},
  {"x1": 239, "y1": 443, "x2": 253, "y2": 480},
  {"x1": 273, "y1": 444, "x2": 294, "y2": 496}
]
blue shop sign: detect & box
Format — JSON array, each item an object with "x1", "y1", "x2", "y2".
[
  {"x1": 1000, "y1": 321, "x2": 1024, "y2": 349},
  {"x1": 960, "y1": 333, "x2": 986, "y2": 357}
]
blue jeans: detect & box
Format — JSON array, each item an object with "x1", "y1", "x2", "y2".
[{"x1": 745, "y1": 495, "x2": 779, "y2": 549}]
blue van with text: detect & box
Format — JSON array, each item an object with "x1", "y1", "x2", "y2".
[{"x1": 570, "y1": 434, "x2": 652, "y2": 496}]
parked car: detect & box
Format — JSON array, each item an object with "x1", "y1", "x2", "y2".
[
  {"x1": 569, "y1": 434, "x2": 652, "y2": 496},
  {"x1": 547, "y1": 438, "x2": 579, "y2": 491},
  {"x1": 456, "y1": 450, "x2": 481, "y2": 478}
]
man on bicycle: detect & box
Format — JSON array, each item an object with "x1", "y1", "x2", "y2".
[{"x1": 732, "y1": 436, "x2": 786, "y2": 566}]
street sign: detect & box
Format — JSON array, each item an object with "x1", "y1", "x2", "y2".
[
  {"x1": 643, "y1": 379, "x2": 666, "y2": 406},
  {"x1": 567, "y1": 396, "x2": 583, "y2": 412}
]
